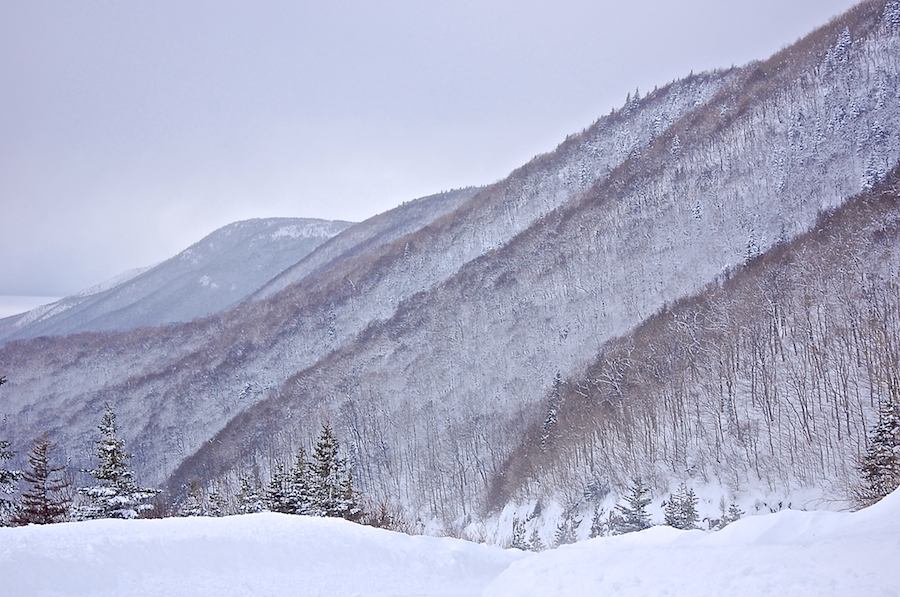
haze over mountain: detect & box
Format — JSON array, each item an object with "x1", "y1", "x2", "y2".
[
  {"x1": 0, "y1": 218, "x2": 352, "y2": 343},
  {"x1": 1, "y1": 0, "x2": 898, "y2": 543}
]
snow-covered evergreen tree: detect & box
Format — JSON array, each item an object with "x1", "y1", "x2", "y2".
[
  {"x1": 308, "y1": 424, "x2": 360, "y2": 520},
  {"x1": 723, "y1": 503, "x2": 744, "y2": 527},
  {"x1": 857, "y1": 400, "x2": 900, "y2": 507},
  {"x1": 528, "y1": 528, "x2": 545, "y2": 552},
  {"x1": 237, "y1": 474, "x2": 267, "y2": 514},
  {"x1": 0, "y1": 439, "x2": 21, "y2": 525},
  {"x1": 176, "y1": 480, "x2": 205, "y2": 517},
  {"x1": 12, "y1": 435, "x2": 71, "y2": 525},
  {"x1": 0, "y1": 377, "x2": 23, "y2": 525},
  {"x1": 589, "y1": 505, "x2": 607, "y2": 538},
  {"x1": 206, "y1": 482, "x2": 225, "y2": 517},
  {"x1": 553, "y1": 515, "x2": 578, "y2": 547},
  {"x1": 609, "y1": 478, "x2": 652, "y2": 535},
  {"x1": 76, "y1": 403, "x2": 159, "y2": 520},
  {"x1": 266, "y1": 448, "x2": 314, "y2": 515},
  {"x1": 265, "y1": 462, "x2": 293, "y2": 514},
  {"x1": 663, "y1": 483, "x2": 699, "y2": 530},
  {"x1": 510, "y1": 518, "x2": 528, "y2": 550},
  {"x1": 287, "y1": 447, "x2": 314, "y2": 515}
]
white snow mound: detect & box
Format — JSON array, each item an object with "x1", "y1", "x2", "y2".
[
  {"x1": 485, "y1": 489, "x2": 900, "y2": 597},
  {"x1": 2, "y1": 490, "x2": 900, "y2": 596}
]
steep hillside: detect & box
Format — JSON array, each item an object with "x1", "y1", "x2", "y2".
[
  {"x1": 491, "y1": 165, "x2": 900, "y2": 520},
  {"x1": 0, "y1": 218, "x2": 352, "y2": 342},
  {"x1": 171, "y1": 0, "x2": 900, "y2": 523},
  {"x1": 250, "y1": 187, "x2": 481, "y2": 301},
  {"x1": 1, "y1": 0, "x2": 899, "y2": 540}
]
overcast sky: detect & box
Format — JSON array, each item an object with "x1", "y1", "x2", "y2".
[{"x1": 1, "y1": 0, "x2": 861, "y2": 299}]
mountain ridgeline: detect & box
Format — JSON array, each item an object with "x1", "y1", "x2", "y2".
[
  {"x1": 0, "y1": 218, "x2": 354, "y2": 342},
  {"x1": 1, "y1": 0, "x2": 899, "y2": 537}
]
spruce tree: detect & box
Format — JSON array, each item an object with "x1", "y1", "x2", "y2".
[
  {"x1": 237, "y1": 474, "x2": 267, "y2": 514},
  {"x1": 0, "y1": 438, "x2": 22, "y2": 525},
  {"x1": 664, "y1": 483, "x2": 699, "y2": 530},
  {"x1": 510, "y1": 517, "x2": 528, "y2": 550},
  {"x1": 309, "y1": 423, "x2": 359, "y2": 519},
  {"x1": 265, "y1": 448, "x2": 314, "y2": 515},
  {"x1": 857, "y1": 400, "x2": 900, "y2": 507},
  {"x1": 265, "y1": 462, "x2": 292, "y2": 513},
  {"x1": 13, "y1": 435, "x2": 71, "y2": 525},
  {"x1": 609, "y1": 477, "x2": 652, "y2": 535},
  {"x1": 286, "y1": 446, "x2": 314, "y2": 515},
  {"x1": 177, "y1": 480, "x2": 205, "y2": 517},
  {"x1": 528, "y1": 528, "x2": 545, "y2": 552},
  {"x1": 0, "y1": 378, "x2": 23, "y2": 525},
  {"x1": 589, "y1": 506, "x2": 607, "y2": 538},
  {"x1": 206, "y1": 482, "x2": 225, "y2": 517},
  {"x1": 76, "y1": 403, "x2": 159, "y2": 519},
  {"x1": 723, "y1": 503, "x2": 744, "y2": 527},
  {"x1": 553, "y1": 516, "x2": 578, "y2": 547}
]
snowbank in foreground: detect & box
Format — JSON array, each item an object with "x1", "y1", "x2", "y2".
[
  {"x1": 2, "y1": 491, "x2": 899, "y2": 596},
  {"x1": 485, "y1": 489, "x2": 900, "y2": 597},
  {"x1": 0, "y1": 514, "x2": 521, "y2": 597}
]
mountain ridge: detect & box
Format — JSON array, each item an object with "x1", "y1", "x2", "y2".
[{"x1": 0, "y1": 217, "x2": 353, "y2": 343}]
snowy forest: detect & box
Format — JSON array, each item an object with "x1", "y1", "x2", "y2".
[{"x1": 1, "y1": 0, "x2": 900, "y2": 557}]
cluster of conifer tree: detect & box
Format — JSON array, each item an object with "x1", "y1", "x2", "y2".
[
  {"x1": 2, "y1": 375, "x2": 362, "y2": 525},
  {"x1": 0, "y1": 393, "x2": 159, "y2": 526},
  {"x1": 172, "y1": 423, "x2": 361, "y2": 521},
  {"x1": 511, "y1": 477, "x2": 749, "y2": 551},
  {"x1": 263, "y1": 423, "x2": 360, "y2": 520},
  {"x1": 856, "y1": 400, "x2": 900, "y2": 508}
]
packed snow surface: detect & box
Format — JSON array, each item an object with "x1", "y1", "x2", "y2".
[{"x1": 3, "y1": 490, "x2": 900, "y2": 596}]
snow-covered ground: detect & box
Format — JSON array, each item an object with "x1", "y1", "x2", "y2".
[{"x1": 2, "y1": 490, "x2": 899, "y2": 596}]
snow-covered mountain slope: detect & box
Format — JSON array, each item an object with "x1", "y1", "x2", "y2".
[
  {"x1": 171, "y1": 0, "x2": 900, "y2": 521},
  {"x1": 489, "y1": 166, "x2": 900, "y2": 528},
  {"x1": 0, "y1": 49, "x2": 735, "y2": 492},
  {"x1": 250, "y1": 187, "x2": 481, "y2": 301},
  {"x1": 0, "y1": 218, "x2": 352, "y2": 343},
  {"x1": 2, "y1": 488, "x2": 899, "y2": 597},
  {"x1": 1, "y1": 0, "x2": 899, "y2": 541}
]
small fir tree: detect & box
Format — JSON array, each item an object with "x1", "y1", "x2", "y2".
[
  {"x1": 663, "y1": 483, "x2": 700, "y2": 530},
  {"x1": 265, "y1": 448, "x2": 315, "y2": 515},
  {"x1": 0, "y1": 438, "x2": 22, "y2": 525},
  {"x1": 609, "y1": 477, "x2": 652, "y2": 535},
  {"x1": 237, "y1": 474, "x2": 267, "y2": 514},
  {"x1": 589, "y1": 505, "x2": 607, "y2": 538},
  {"x1": 723, "y1": 503, "x2": 744, "y2": 527},
  {"x1": 857, "y1": 400, "x2": 900, "y2": 507},
  {"x1": 553, "y1": 515, "x2": 578, "y2": 547},
  {"x1": 206, "y1": 482, "x2": 225, "y2": 517},
  {"x1": 177, "y1": 480, "x2": 205, "y2": 517},
  {"x1": 309, "y1": 423, "x2": 359, "y2": 519},
  {"x1": 76, "y1": 404, "x2": 159, "y2": 519},
  {"x1": 265, "y1": 462, "x2": 293, "y2": 513},
  {"x1": 287, "y1": 447, "x2": 314, "y2": 515},
  {"x1": 13, "y1": 435, "x2": 71, "y2": 525},
  {"x1": 510, "y1": 518, "x2": 528, "y2": 550},
  {"x1": 528, "y1": 528, "x2": 545, "y2": 552}
]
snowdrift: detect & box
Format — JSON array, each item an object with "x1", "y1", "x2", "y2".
[{"x1": 2, "y1": 490, "x2": 899, "y2": 596}]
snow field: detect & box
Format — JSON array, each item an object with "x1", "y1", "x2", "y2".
[{"x1": 2, "y1": 488, "x2": 899, "y2": 596}]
